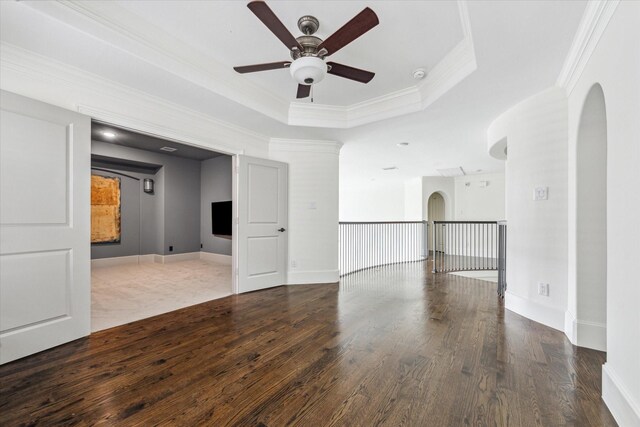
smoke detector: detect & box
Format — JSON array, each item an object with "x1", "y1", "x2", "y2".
[{"x1": 413, "y1": 68, "x2": 427, "y2": 80}]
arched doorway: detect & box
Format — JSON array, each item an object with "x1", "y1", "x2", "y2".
[
  {"x1": 576, "y1": 83, "x2": 607, "y2": 351},
  {"x1": 428, "y1": 192, "x2": 446, "y2": 253}
]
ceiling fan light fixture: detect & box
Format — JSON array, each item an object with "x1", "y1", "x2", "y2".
[{"x1": 290, "y1": 56, "x2": 327, "y2": 85}]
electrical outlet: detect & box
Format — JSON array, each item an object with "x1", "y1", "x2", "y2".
[
  {"x1": 538, "y1": 282, "x2": 549, "y2": 296},
  {"x1": 533, "y1": 187, "x2": 548, "y2": 201},
  {"x1": 291, "y1": 260, "x2": 297, "y2": 268}
]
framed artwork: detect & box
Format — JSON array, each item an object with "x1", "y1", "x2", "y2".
[{"x1": 91, "y1": 175, "x2": 121, "y2": 244}]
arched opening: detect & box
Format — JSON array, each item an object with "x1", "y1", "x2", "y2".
[
  {"x1": 427, "y1": 192, "x2": 446, "y2": 253},
  {"x1": 576, "y1": 83, "x2": 607, "y2": 351}
]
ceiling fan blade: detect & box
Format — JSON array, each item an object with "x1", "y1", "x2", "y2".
[
  {"x1": 296, "y1": 84, "x2": 311, "y2": 99},
  {"x1": 247, "y1": 1, "x2": 303, "y2": 51},
  {"x1": 318, "y1": 7, "x2": 379, "y2": 56},
  {"x1": 234, "y1": 61, "x2": 291, "y2": 74},
  {"x1": 327, "y1": 62, "x2": 375, "y2": 83}
]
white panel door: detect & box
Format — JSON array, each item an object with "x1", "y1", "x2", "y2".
[
  {"x1": 0, "y1": 90, "x2": 91, "y2": 364},
  {"x1": 237, "y1": 155, "x2": 288, "y2": 293}
]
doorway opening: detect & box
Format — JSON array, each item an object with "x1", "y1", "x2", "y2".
[
  {"x1": 90, "y1": 122, "x2": 233, "y2": 332},
  {"x1": 576, "y1": 83, "x2": 607, "y2": 351},
  {"x1": 427, "y1": 191, "x2": 446, "y2": 254}
]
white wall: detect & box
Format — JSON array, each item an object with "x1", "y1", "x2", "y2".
[
  {"x1": 200, "y1": 155, "x2": 232, "y2": 256},
  {"x1": 488, "y1": 87, "x2": 569, "y2": 331},
  {"x1": 454, "y1": 173, "x2": 505, "y2": 220},
  {"x1": 269, "y1": 140, "x2": 341, "y2": 285},
  {"x1": 422, "y1": 176, "x2": 455, "y2": 221},
  {"x1": 566, "y1": 2, "x2": 640, "y2": 424},
  {"x1": 404, "y1": 177, "x2": 423, "y2": 220},
  {"x1": 339, "y1": 180, "x2": 406, "y2": 221}
]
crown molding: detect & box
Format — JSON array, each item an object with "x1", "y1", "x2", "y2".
[
  {"x1": 19, "y1": 0, "x2": 476, "y2": 130},
  {"x1": 269, "y1": 138, "x2": 343, "y2": 155},
  {"x1": 0, "y1": 42, "x2": 269, "y2": 155},
  {"x1": 288, "y1": 1, "x2": 476, "y2": 128},
  {"x1": 556, "y1": 0, "x2": 620, "y2": 94},
  {"x1": 23, "y1": 0, "x2": 291, "y2": 123}
]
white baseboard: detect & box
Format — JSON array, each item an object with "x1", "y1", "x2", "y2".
[
  {"x1": 154, "y1": 252, "x2": 201, "y2": 264},
  {"x1": 564, "y1": 311, "x2": 607, "y2": 351},
  {"x1": 91, "y1": 255, "x2": 142, "y2": 268},
  {"x1": 138, "y1": 254, "x2": 155, "y2": 264},
  {"x1": 602, "y1": 363, "x2": 640, "y2": 427},
  {"x1": 93, "y1": 253, "x2": 201, "y2": 267},
  {"x1": 576, "y1": 319, "x2": 606, "y2": 351},
  {"x1": 200, "y1": 251, "x2": 232, "y2": 265},
  {"x1": 504, "y1": 291, "x2": 564, "y2": 331},
  {"x1": 564, "y1": 310, "x2": 578, "y2": 344},
  {"x1": 287, "y1": 269, "x2": 339, "y2": 285}
]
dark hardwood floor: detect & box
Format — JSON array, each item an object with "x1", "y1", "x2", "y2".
[{"x1": 0, "y1": 262, "x2": 616, "y2": 426}]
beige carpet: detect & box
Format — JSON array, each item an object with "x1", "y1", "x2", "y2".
[{"x1": 91, "y1": 259, "x2": 232, "y2": 332}]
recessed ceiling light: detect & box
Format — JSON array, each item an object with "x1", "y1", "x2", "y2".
[
  {"x1": 397, "y1": 142, "x2": 409, "y2": 147},
  {"x1": 160, "y1": 147, "x2": 177, "y2": 152},
  {"x1": 102, "y1": 131, "x2": 116, "y2": 139},
  {"x1": 413, "y1": 68, "x2": 427, "y2": 80},
  {"x1": 382, "y1": 166, "x2": 398, "y2": 171}
]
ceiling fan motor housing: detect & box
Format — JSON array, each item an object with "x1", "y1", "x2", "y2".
[{"x1": 290, "y1": 56, "x2": 327, "y2": 85}]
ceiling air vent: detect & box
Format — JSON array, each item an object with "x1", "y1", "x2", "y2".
[
  {"x1": 382, "y1": 166, "x2": 398, "y2": 171},
  {"x1": 160, "y1": 147, "x2": 177, "y2": 152},
  {"x1": 436, "y1": 167, "x2": 465, "y2": 177}
]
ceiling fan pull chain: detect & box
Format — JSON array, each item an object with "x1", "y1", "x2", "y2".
[{"x1": 311, "y1": 84, "x2": 314, "y2": 103}]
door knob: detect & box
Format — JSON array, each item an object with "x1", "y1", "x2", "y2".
[{"x1": 278, "y1": 228, "x2": 286, "y2": 232}]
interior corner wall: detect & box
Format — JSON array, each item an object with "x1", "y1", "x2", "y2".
[
  {"x1": 454, "y1": 173, "x2": 505, "y2": 221},
  {"x1": 496, "y1": 87, "x2": 569, "y2": 332},
  {"x1": 269, "y1": 145, "x2": 340, "y2": 285},
  {"x1": 200, "y1": 155, "x2": 232, "y2": 256},
  {"x1": 91, "y1": 141, "x2": 201, "y2": 256},
  {"x1": 422, "y1": 176, "x2": 455, "y2": 221},
  {"x1": 567, "y1": 2, "x2": 640, "y2": 424}
]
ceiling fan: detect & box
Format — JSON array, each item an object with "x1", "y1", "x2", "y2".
[{"x1": 233, "y1": 1, "x2": 379, "y2": 100}]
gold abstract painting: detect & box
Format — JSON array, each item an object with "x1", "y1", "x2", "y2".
[{"x1": 91, "y1": 175, "x2": 121, "y2": 243}]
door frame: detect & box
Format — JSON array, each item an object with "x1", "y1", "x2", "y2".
[{"x1": 82, "y1": 110, "x2": 245, "y2": 295}]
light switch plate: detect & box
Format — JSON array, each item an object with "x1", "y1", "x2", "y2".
[{"x1": 534, "y1": 187, "x2": 548, "y2": 201}]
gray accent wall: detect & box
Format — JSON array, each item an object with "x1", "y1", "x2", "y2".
[
  {"x1": 200, "y1": 156, "x2": 233, "y2": 256},
  {"x1": 91, "y1": 141, "x2": 202, "y2": 257}
]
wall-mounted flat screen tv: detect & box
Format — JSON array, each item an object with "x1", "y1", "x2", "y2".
[{"x1": 211, "y1": 201, "x2": 232, "y2": 236}]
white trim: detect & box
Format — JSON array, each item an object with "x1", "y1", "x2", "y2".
[
  {"x1": 91, "y1": 255, "x2": 141, "y2": 268},
  {"x1": 287, "y1": 269, "x2": 340, "y2": 285},
  {"x1": 556, "y1": 0, "x2": 620, "y2": 94},
  {"x1": 0, "y1": 43, "x2": 268, "y2": 156},
  {"x1": 17, "y1": 0, "x2": 477, "y2": 129},
  {"x1": 138, "y1": 254, "x2": 155, "y2": 264},
  {"x1": 92, "y1": 252, "x2": 217, "y2": 267},
  {"x1": 504, "y1": 291, "x2": 565, "y2": 331},
  {"x1": 564, "y1": 310, "x2": 578, "y2": 344},
  {"x1": 602, "y1": 363, "x2": 640, "y2": 427},
  {"x1": 575, "y1": 319, "x2": 606, "y2": 351},
  {"x1": 565, "y1": 310, "x2": 607, "y2": 351},
  {"x1": 200, "y1": 251, "x2": 232, "y2": 265},
  {"x1": 154, "y1": 252, "x2": 201, "y2": 264},
  {"x1": 22, "y1": 0, "x2": 290, "y2": 124},
  {"x1": 269, "y1": 139, "x2": 343, "y2": 155}
]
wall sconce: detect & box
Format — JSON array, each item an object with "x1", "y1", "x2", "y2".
[{"x1": 143, "y1": 179, "x2": 154, "y2": 194}]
